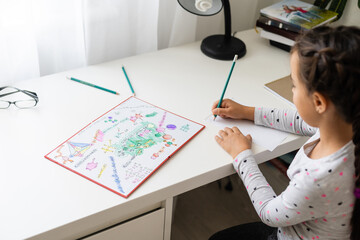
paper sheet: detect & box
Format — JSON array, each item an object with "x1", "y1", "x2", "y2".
[
  {"x1": 45, "y1": 97, "x2": 204, "y2": 198},
  {"x1": 206, "y1": 115, "x2": 289, "y2": 151}
]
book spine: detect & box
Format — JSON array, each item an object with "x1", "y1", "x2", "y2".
[
  {"x1": 257, "y1": 16, "x2": 302, "y2": 33},
  {"x1": 260, "y1": 12, "x2": 309, "y2": 30},
  {"x1": 256, "y1": 20, "x2": 299, "y2": 41}
]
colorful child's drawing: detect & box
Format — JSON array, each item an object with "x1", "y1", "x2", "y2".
[
  {"x1": 105, "y1": 116, "x2": 117, "y2": 123},
  {"x1": 67, "y1": 141, "x2": 92, "y2": 157},
  {"x1": 129, "y1": 113, "x2": 143, "y2": 124},
  {"x1": 55, "y1": 145, "x2": 74, "y2": 164},
  {"x1": 113, "y1": 121, "x2": 164, "y2": 158},
  {"x1": 93, "y1": 130, "x2": 104, "y2": 143},
  {"x1": 86, "y1": 158, "x2": 98, "y2": 170},
  {"x1": 45, "y1": 97, "x2": 204, "y2": 198},
  {"x1": 180, "y1": 124, "x2": 190, "y2": 132},
  {"x1": 102, "y1": 140, "x2": 115, "y2": 153}
]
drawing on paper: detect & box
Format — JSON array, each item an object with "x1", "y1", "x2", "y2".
[
  {"x1": 113, "y1": 121, "x2": 165, "y2": 158},
  {"x1": 93, "y1": 130, "x2": 104, "y2": 143},
  {"x1": 180, "y1": 124, "x2": 190, "y2": 132},
  {"x1": 67, "y1": 141, "x2": 92, "y2": 158},
  {"x1": 102, "y1": 140, "x2": 115, "y2": 153},
  {"x1": 110, "y1": 156, "x2": 125, "y2": 194},
  {"x1": 145, "y1": 112, "x2": 157, "y2": 117},
  {"x1": 55, "y1": 145, "x2": 74, "y2": 164},
  {"x1": 104, "y1": 116, "x2": 117, "y2": 123},
  {"x1": 86, "y1": 158, "x2": 98, "y2": 170},
  {"x1": 98, "y1": 164, "x2": 107, "y2": 178},
  {"x1": 45, "y1": 97, "x2": 204, "y2": 198}
]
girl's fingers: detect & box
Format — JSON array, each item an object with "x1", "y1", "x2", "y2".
[
  {"x1": 232, "y1": 127, "x2": 241, "y2": 134},
  {"x1": 218, "y1": 130, "x2": 227, "y2": 138},
  {"x1": 213, "y1": 107, "x2": 228, "y2": 117},
  {"x1": 212, "y1": 99, "x2": 229, "y2": 110},
  {"x1": 212, "y1": 101, "x2": 219, "y2": 110},
  {"x1": 224, "y1": 127, "x2": 233, "y2": 134},
  {"x1": 215, "y1": 135, "x2": 222, "y2": 144},
  {"x1": 246, "y1": 134, "x2": 252, "y2": 141}
]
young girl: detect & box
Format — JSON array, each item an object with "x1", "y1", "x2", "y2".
[{"x1": 210, "y1": 26, "x2": 360, "y2": 240}]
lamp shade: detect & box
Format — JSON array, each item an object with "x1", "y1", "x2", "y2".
[
  {"x1": 177, "y1": 0, "x2": 222, "y2": 16},
  {"x1": 177, "y1": 0, "x2": 246, "y2": 60}
]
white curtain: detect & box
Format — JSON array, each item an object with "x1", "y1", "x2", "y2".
[
  {"x1": 84, "y1": 0, "x2": 159, "y2": 65},
  {"x1": 0, "y1": 0, "x2": 266, "y2": 85},
  {"x1": 0, "y1": 0, "x2": 86, "y2": 85},
  {"x1": 0, "y1": 1, "x2": 40, "y2": 84}
]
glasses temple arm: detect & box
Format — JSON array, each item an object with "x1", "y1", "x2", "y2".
[{"x1": 0, "y1": 90, "x2": 21, "y2": 98}]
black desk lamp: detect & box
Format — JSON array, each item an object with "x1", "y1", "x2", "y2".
[{"x1": 177, "y1": 0, "x2": 246, "y2": 60}]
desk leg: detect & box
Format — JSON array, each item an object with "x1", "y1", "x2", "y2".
[{"x1": 162, "y1": 197, "x2": 173, "y2": 240}]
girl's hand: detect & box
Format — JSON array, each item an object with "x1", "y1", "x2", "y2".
[
  {"x1": 211, "y1": 99, "x2": 255, "y2": 121},
  {"x1": 215, "y1": 127, "x2": 252, "y2": 158}
]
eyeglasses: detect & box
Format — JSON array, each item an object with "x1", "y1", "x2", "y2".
[{"x1": 0, "y1": 86, "x2": 39, "y2": 109}]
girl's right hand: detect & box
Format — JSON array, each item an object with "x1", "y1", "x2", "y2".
[{"x1": 211, "y1": 99, "x2": 255, "y2": 121}]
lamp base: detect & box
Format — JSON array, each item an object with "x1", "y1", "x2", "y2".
[{"x1": 200, "y1": 35, "x2": 246, "y2": 60}]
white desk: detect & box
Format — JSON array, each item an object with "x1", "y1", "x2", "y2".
[{"x1": 1, "y1": 29, "x2": 308, "y2": 240}]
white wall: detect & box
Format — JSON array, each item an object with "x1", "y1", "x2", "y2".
[{"x1": 195, "y1": 0, "x2": 360, "y2": 41}]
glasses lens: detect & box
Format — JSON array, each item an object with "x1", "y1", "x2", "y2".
[
  {"x1": 14, "y1": 99, "x2": 36, "y2": 108},
  {"x1": 0, "y1": 100, "x2": 10, "y2": 109}
]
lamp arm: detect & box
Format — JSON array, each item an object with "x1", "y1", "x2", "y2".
[{"x1": 222, "y1": 0, "x2": 231, "y2": 40}]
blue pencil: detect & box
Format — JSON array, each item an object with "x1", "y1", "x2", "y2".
[
  {"x1": 122, "y1": 65, "x2": 135, "y2": 96},
  {"x1": 67, "y1": 76, "x2": 119, "y2": 95},
  {"x1": 214, "y1": 55, "x2": 238, "y2": 120}
]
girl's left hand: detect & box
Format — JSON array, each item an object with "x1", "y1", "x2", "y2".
[{"x1": 215, "y1": 127, "x2": 252, "y2": 158}]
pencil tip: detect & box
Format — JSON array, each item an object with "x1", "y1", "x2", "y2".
[
  {"x1": 66, "y1": 76, "x2": 71, "y2": 80},
  {"x1": 116, "y1": 93, "x2": 119, "y2": 95}
]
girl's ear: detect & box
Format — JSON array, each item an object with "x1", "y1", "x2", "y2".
[{"x1": 312, "y1": 92, "x2": 328, "y2": 114}]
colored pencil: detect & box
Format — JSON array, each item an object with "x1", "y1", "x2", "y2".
[
  {"x1": 122, "y1": 66, "x2": 136, "y2": 96},
  {"x1": 67, "y1": 77, "x2": 119, "y2": 95},
  {"x1": 214, "y1": 55, "x2": 238, "y2": 120}
]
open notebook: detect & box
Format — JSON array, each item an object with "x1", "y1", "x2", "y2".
[{"x1": 45, "y1": 97, "x2": 204, "y2": 198}]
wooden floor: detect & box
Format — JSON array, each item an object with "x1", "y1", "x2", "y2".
[{"x1": 171, "y1": 161, "x2": 289, "y2": 240}]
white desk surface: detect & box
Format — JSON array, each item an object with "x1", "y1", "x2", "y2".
[{"x1": 1, "y1": 29, "x2": 308, "y2": 239}]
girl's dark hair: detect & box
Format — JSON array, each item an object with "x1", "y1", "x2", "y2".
[{"x1": 291, "y1": 25, "x2": 360, "y2": 240}]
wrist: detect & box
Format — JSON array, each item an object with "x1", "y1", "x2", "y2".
[
  {"x1": 232, "y1": 149, "x2": 250, "y2": 159},
  {"x1": 234, "y1": 149, "x2": 253, "y2": 159},
  {"x1": 244, "y1": 106, "x2": 255, "y2": 121}
]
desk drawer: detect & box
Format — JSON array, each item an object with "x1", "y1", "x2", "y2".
[{"x1": 83, "y1": 208, "x2": 165, "y2": 240}]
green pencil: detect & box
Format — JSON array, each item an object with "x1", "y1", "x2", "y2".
[
  {"x1": 214, "y1": 55, "x2": 238, "y2": 120},
  {"x1": 122, "y1": 65, "x2": 135, "y2": 96},
  {"x1": 67, "y1": 76, "x2": 119, "y2": 95}
]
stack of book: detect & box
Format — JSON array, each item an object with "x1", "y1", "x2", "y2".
[{"x1": 256, "y1": 0, "x2": 338, "y2": 51}]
